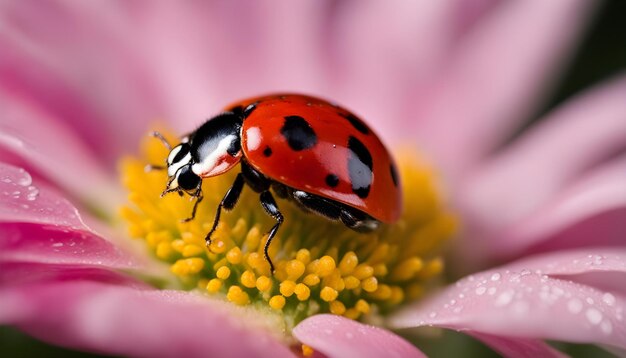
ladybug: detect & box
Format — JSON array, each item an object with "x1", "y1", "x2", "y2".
[{"x1": 151, "y1": 94, "x2": 402, "y2": 272}]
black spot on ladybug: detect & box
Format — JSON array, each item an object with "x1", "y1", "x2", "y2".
[
  {"x1": 341, "y1": 113, "x2": 370, "y2": 135},
  {"x1": 243, "y1": 102, "x2": 258, "y2": 119},
  {"x1": 263, "y1": 146, "x2": 273, "y2": 157},
  {"x1": 281, "y1": 116, "x2": 318, "y2": 151},
  {"x1": 347, "y1": 136, "x2": 373, "y2": 198},
  {"x1": 390, "y1": 162, "x2": 399, "y2": 187},
  {"x1": 325, "y1": 174, "x2": 339, "y2": 188}
]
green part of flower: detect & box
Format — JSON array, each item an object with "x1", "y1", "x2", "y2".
[{"x1": 119, "y1": 130, "x2": 456, "y2": 328}]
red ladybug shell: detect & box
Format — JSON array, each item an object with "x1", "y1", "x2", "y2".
[{"x1": 227, "y1": 94, "x2": 402, "y2": 223}]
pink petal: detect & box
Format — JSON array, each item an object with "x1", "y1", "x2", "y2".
[
  {"x1": 0, "y1": 162, "x2": 90, "y2": 229},
  {"x1": 0, "y1": 1, "x2": 167, "y2": 164},
  {"x1": 294, "y1": 314, "x2": 425, "y2": 358},
  {"x1": 503, "y1": 156, "x2": 626, "y2": 258},
  {"x1": 0, "y1": 163, "x2": 138, "y2": 268},
  {"x1": 459, "y1": 74, "x2": 626, "y2": 233},
  {"x1": 389, "y1": 268, "x2": 626, "y2": 351},
  {"x1": 0, "y1": 262, "x2": 145, "y2": 288},
  {"x1": 0, "y1": 90, "x2": 122, "y2": 209},
  {"x1": 455, "y1": 75, "x2": 626, "y2": 267},
  {"x1": 0, "y1": 281, "x2": 294, "y2": 358},
  {"x1": 416, "y1": 0, "x2": 596, "y2": 177},
  {"x1": 0, "y1": 223, "x2": 136, "y2": 270},
  {"x1": 503, "y1": 248, "x2": 626, "y2": 295},
  {"x1": 468, "y1": 332, "x2": 567, "y2": 358}
]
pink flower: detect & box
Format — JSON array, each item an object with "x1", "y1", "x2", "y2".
[{"x1": 1, "y1": 1, "x2": 624, "y2": 357}]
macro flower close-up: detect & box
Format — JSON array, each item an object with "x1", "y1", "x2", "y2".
[{"x1": 1, "y1": 1, "x2": 625, "y2": 357}]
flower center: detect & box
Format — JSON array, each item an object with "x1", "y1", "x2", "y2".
[{"x1": 119, "y1": 130, "x2": 456, "y2": 327}]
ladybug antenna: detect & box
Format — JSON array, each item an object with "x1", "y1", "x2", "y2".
[
  {"x1": 145, "y1": 164, "x2": 166, "y2": 172},
  {"x1": 150, "y1": 131, "x2": 172, "y2": 151}
]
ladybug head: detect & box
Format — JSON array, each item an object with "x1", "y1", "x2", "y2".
[
  {"x1": 162, "y1": 112, "x2": 243, "y2": 196},
  {"x1": 163, "y1": 142, "x2": 201, "y2": 194}
]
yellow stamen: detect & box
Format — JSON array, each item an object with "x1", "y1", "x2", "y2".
[
  {"x1": 320, "y1": 287, "x2": 338, "y2": 302},
  {"x1": 120, "y1": 130, "x2": 456, "y2": 329},
  {"x1": 227, "y1": 286, "x2": 250, "y2": 306},
  {"x1": 269, "y1": 295, "x2": 286, "y2": 310},
  {"x1": 256, "y1": 276, "x2": 272, "y2": 292},
  {"x1": 216, "y1": 266, "x2": 231, "y2": 280}
]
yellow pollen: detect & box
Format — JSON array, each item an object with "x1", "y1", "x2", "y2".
[
  {"x1": 320, "y1": 287, "x2": 339, "y2": 302},
  {"x1": 227, "y1": 286, "x2": 250, "y2": 306},
  {"x1": 361, "y1": 277, "x2": 378, "y2": 293},
  {"x1": 269, "y1": 295, "x2": 286, "y2": 310},
  {"x1": 256, "y1": 276, "x2": 273, "y2": 292},
  {"x1": 171, "y1": 258, "x2": 204, "y2": 276},
  {"x1": 338, "y1": 251, "x2": 358, "y2": 275},
  {"x1": 285, "y1": 260, "x2": 306, "y2": 281},
  {"x1": 226, "y1": 247, "x2": 243, "y2": 264},
  {"x1": 241, "y1": 270, "x2": 257, "y2": 288},
  {"x1": 279, "y1": 280, "x2": 297, "y2": 297},
  {"x1": 303, "y1": 274, "x2": 320, "y2": 286},
  {"x1": 294, "y1": 283, "x2": 311, "y2": 301},
  {"x1": 316, "y1": 256, "x2": 336, "y2": 277},
  {"x1": 355, "y1": 299, "x2": 370, "y2": 314},
  {"x1": 206, "y1": 279, "x2": 222, "y2": 293},
  {"x1": 120, "y1": 131, "x2": 456, "y2": 327},
  {"x1": 216, "y1": 266, "x2": 231, "y2": 280},
  {"x1": 329, "y1": 301, "x2": 346, "y2": 315}
]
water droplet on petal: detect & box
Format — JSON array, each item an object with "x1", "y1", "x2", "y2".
[
  {"x1": 475, "y1": 286, "x2": 487, "y2": 295},
  {"x1": 490, "y1": 273, "x2": 501, "y2": 281},
  {"x1": 585, "y1": 308, "x2": 602, "y2": 325},
  {"x1": 602, "y1": 293, "x2": 616, "y2": 306},
  {"x1": 600, "y1": 320, "x2": 613, "y2": 335},
  {"x1": 567, "y1": 299, "x2": 583, "y2": 314},
  {"x1": 495, "y1": 290, "x2": 514, "y2": 307}
]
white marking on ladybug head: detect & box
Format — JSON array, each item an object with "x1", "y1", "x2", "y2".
[
  {"x1": 191, "y1": 134, "x2": 239, "y2": 177},
  {"x1": 166, "y1": 144, "x2": 192, "y2": 177}
]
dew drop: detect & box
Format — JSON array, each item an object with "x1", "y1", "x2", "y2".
[
  {"x1": 567, "y1": 299, "x2": 583, "y2": 314},
  {"x1": 495, "y1": 290, "x2": 514, "y2": 307},
  {"x1": 585, "y1": 308, "x2": 602, "y2": 325},
  {"x1": 600, "y1": 320, "x2": 613, "y2": 335},
  {"x1": 490, "y1": 273, "x2": 501, "y2": 281},
  {"x1": 26, "y1": 186, "x2": 39, "y2": 201},
  {"x1": 487, "y1": 287, "x2": 497, "y2": 295},
  {"x1": 586, "y1": 297, "x2": 594, "y2": 305},
  {"x1": 17, "y1": 173, "x2": 32, "y2": 187},
  {"x1": 475, "y1": 286, "x2": 487, "y2": 295},
  {"x1": 429, "y1": 311, "x2": 437, "y2": 318},
  {"x1": 51, "y1": 242, "x2": 64, "y2": 248},
  {"x1": 602, "y1": 293, "x2": 616, "y2": 306}
]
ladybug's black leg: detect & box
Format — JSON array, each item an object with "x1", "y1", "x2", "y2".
[
  {"x1": 339, "y1": 208, "x2": 380, "y2": 232},
  {"x1": 181, "y1": 186, "x2": 203, "y2": 223},
  {"x1": 205, "y1": 173, "x2": 245, "y2": 247},
  {"x1": 292, "y1": 190, "x2": 379, "y2": 232},
  {"x1": 259, "y1": 190, "x2": 283, "y2": 273},
  {"x1": 291, "y1": 190, "x2": 341, "y2": 220}
]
